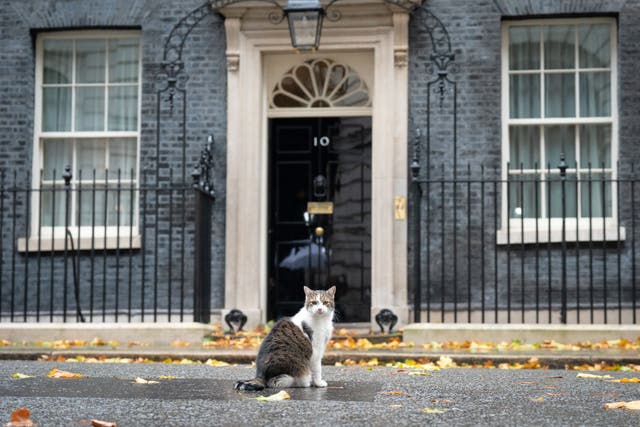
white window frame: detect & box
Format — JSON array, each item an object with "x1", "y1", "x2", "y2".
[
  {"x1": 22, "y1": 30, "x2": 142, "y2": 252},
  {"x1": 499, "y1": 17, "x2": 623, "y2": 244}
]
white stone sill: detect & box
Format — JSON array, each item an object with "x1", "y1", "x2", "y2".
[
  {"x1": 497, "y1": 226, "x2": 626, "y2": 245},
  {"x1": 17, "y1": 235, "x2": 141, "y2": 253}
]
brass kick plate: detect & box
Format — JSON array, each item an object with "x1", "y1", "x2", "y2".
[{"x1": 307, "y1": 202, "x2": 334, "y2": 215}]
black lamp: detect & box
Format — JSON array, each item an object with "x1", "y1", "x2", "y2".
[{"x1": 283, "y1": 0, "x2": 324, "y2": 51}]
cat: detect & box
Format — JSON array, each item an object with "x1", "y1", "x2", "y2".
[{"x1": 234, "y1": 285, "x2": 336, "y2": 391}]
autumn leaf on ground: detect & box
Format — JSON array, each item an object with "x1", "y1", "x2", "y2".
[
  {"x1": 576, "y1": 373, "x2": 614, "y2": 380},
  {"x1": 90, "y1": 420, "x2": 117, "y2": 427},
  {"x1": 382, "y1": 390, "x2": 407, "y2": 395},
  {"x1": 610, "y1": 377, "x2": 640, "y2": 383},
  {"x1": 437, "y1": 356, "x2": 457, "y2": 369},
  {"x1": 170, "y1": 340, "x2": 191, "y2": 347},
  {"x1": 133, "y1": 377, "x2": 159, "y2": 384},
  {"x1": 11, "y1": 373, "x2": 34, "y2": 379},
  {"x1": 604, "y1": 400, "x2": 640, "y2": 410},
  {"x1": 5, "y1": 407, "x2": 34, "y2": 427},
  {"x1": 422, "y1": 407, "x2": 446, "y2": 414},
  {"x1": 255, "y1": 390, "x2": 291, "y2": 402},
  {"x1": 47, "y1": 368, "x2": 83, "y2": 378},
  {"x1": 159, "y1": 375, "x2": 176, "y2": 379},
  {"x1": 205, "y1": 359, "x2": 230, "y2": 367}
]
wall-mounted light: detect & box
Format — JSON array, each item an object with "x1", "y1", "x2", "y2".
[{"x1": 283, "y1": 0, "x2": 324, "y2": 51}]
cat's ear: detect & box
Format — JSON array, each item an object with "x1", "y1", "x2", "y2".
[
  {"x1": 327, "y1": 286, "x2": 336, "y2": 298},
  {"x1": 303, "y1": 286, "x2": 312, "y2": 296}
]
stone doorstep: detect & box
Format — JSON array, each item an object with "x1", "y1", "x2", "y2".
[
  {"x1": 403, "y1": 323, "x2": 640, "y2": 345},
  {"x1": 0, "y1": 323, "x2": 214, "y2": 345}
]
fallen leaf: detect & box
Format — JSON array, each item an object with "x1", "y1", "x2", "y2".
[
  {"x1": 255, "y1": 390, "x2": 291, "y2": 402},
  {"x1": 611, "y1": 377, "x2": 640, "y2": 383},
  {"x1": 604, "y1": 400, "x2": 640, "y2": 410},
  {"x1": 47, "y1": 368, "x2": 83, "y2": 378},
  {"x1": 576, "y1": 373, "x2": 614, "y2": 380},
  {"x1": 382, "y1": 390, "x2": 407, "y2": 395},
  {"x1": 529, "y1": 397, "x2": 545, "y2": 402},
  {"x1": 159, "y1": 375, "x2": 176, "y2": 379},
  {"x1": 91, "y1": 420, "x2": 117, "y2": 427},
  {"x1": 205, "y1": 359, "x2": 230, "y2": 367},
  {"x1": 133, "y1": 377, "x2": 159, "y2": 384},
  {"x1": 422, "y1": 407, "x2": 446, "y2": 414},
  {"x1": 6, "y1": 407, "x2": 34, "y2": 427},
  {"x1": 170, "y1": 340, "x2": 191, "y2": 347},
  {"x1": 11, "y1": 373, "x2": 34, "y2": 379}
]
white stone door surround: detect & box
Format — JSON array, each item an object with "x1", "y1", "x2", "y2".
[{"x1": 218, "y1": 2, "x2": 410, "y2": 328}]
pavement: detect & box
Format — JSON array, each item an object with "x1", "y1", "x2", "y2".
[
  {"x1": 1, "y1": 360, "x2": 640, "y2": 426},
  {"x1": 2, "y1": 342, "x2": 640, "y2": 369},
  {"x1": 1, "y1": 330, "x2": 640, "y2": 425}
]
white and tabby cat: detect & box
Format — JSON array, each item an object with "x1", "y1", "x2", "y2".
[{"x1": 234, "y1": 286, "x2": 335, "y2": 390}]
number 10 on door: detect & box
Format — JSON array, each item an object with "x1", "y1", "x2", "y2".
[{"x1": 314, "y1": 136, "x2": 330, "y2": 147}]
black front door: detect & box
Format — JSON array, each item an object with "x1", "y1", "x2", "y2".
[{"x1": 268, "y1": 117, "x2": 371, "y2": 322}]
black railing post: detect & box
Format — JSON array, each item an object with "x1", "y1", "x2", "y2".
[
  {"x1": 192, "y1": 135, "x2": 215, "y2": 324},
  {"x1": 558, "y1": 154, "x2": 568, "y2": 324},
  {"x1": 62, "y1": 165, "x2": 72, "y2": 323},
  {"x1": 411, "y1": 128, "x2": 422, "y2": 323}
]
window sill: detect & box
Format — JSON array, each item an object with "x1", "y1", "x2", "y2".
[
  {"x1": 17, "y1": 235, "x2": 141, "y2": 253},
  {"x1": 496, "y1": 226, "x2": 626, "y2": 245}
]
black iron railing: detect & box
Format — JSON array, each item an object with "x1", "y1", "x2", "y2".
[
  {"x1": 411, "y1": 157, "x2": 640, "y2": 324},
  {"x1": 0, "y1": 159, "x2": 214, "y2": 323}
]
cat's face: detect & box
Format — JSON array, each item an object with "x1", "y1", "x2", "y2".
[{"x1": 303, "y1": 286, "x2": 336, "y2": 317}]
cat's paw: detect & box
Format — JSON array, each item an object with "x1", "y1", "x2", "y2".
[{"x1": 313, "y1": 379, "x2": 328, "y2": 388}]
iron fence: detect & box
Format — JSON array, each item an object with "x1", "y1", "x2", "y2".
[
  {"x1": 0, "y1": 163, "x2": 214, "y2": 323},
  {"x1": 411, "y1": 157, "x2": 640, "y2": 324}
]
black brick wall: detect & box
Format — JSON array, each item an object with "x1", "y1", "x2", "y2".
[
  {"x1": 0, "y1": 0, "x2": 227, "y2": 321},
  {"x1": 409, "y1": 0, "x2": 640, "y2": 320}
]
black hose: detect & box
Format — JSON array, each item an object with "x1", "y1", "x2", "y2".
[{"x1": 66, "y1": 228, "x2": 85, "y2": 322}]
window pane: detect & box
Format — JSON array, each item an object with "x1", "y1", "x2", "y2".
[
  {"x1": 548, "y1": 173, "x2": 577, "y2": 218},
  {"x1": 508, "y1": 174, "x2": 540, "y2": 218},
  {"x1": 43, "y1": 40, "x2": 72, "y2": 84},
  {"x1": 580, "y1": 172, "x2": 612, "y2": 217},
  {"x1": 107, "y1": 190, "x2": 134, "y2": 226},
  {"x1": 76, "y1": 39, "x2": 105, "y2": 84},
  {"x1": 75, "y1": 87, "x2": 105, "y2": 131},
  {"x1": 79, "y1": 187, "x2": 106, "y2": 227},
  {"x1": 42, "y1": 87, "x2": 71, "y2": 131},
  {"x1": 510, "y1": 74, "x2": 540, "y2": 118},
  {"x1": 545, "y1": 73, "x2": 575, "y2": 117},
  {"x1": 40, "y1": 185, "x2": 66, "y2": 227},
  {"x1": 545, "y1": 125, "x2": 576, "y2": 167},
  {"x1": 544, "y1": 25, "x2": 574, "y2": 69},
  {"x1": 108, "y1": 86, "x2": 138, "y2": 131},
  {"x1": 579, "y1": 124, "x2": 611, "y2": 169},
  {"x1": 108, "y1": 39, "x2": 139, "y2": 83},
  {"x1": 579, "y1": 24, "x2": 611, "y2": 68},
  {"x1": 579, "y1": 72, "x2": 610, "y2": 117},
  {"x1": 42, "y1": 139, "x2": 72, "y2": 180},
  {"x1": 509, "y1": 26, "x2": 540, "y2": 70},
  {"x1": 109, "y1": 138, "x2": 137, "y2": 176},
  {"x1": 509, "y1": 126, "x2": 540, "y2": 169},
  {"x1": 77, "y1": 139, "x2": 106, "y2": 179}
]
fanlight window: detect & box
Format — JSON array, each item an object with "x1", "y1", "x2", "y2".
[{"x1": 271, "y1": 58, "x2": 371, "y2": 108}]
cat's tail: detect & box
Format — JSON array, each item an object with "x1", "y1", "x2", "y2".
[{"x1": 234, "y1": 377, "x2": 266, "y2": 391}]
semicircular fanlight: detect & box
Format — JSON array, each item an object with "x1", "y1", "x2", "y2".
[{"x1": 271, "y1": 58, "x2": 371, "y2": 109}]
